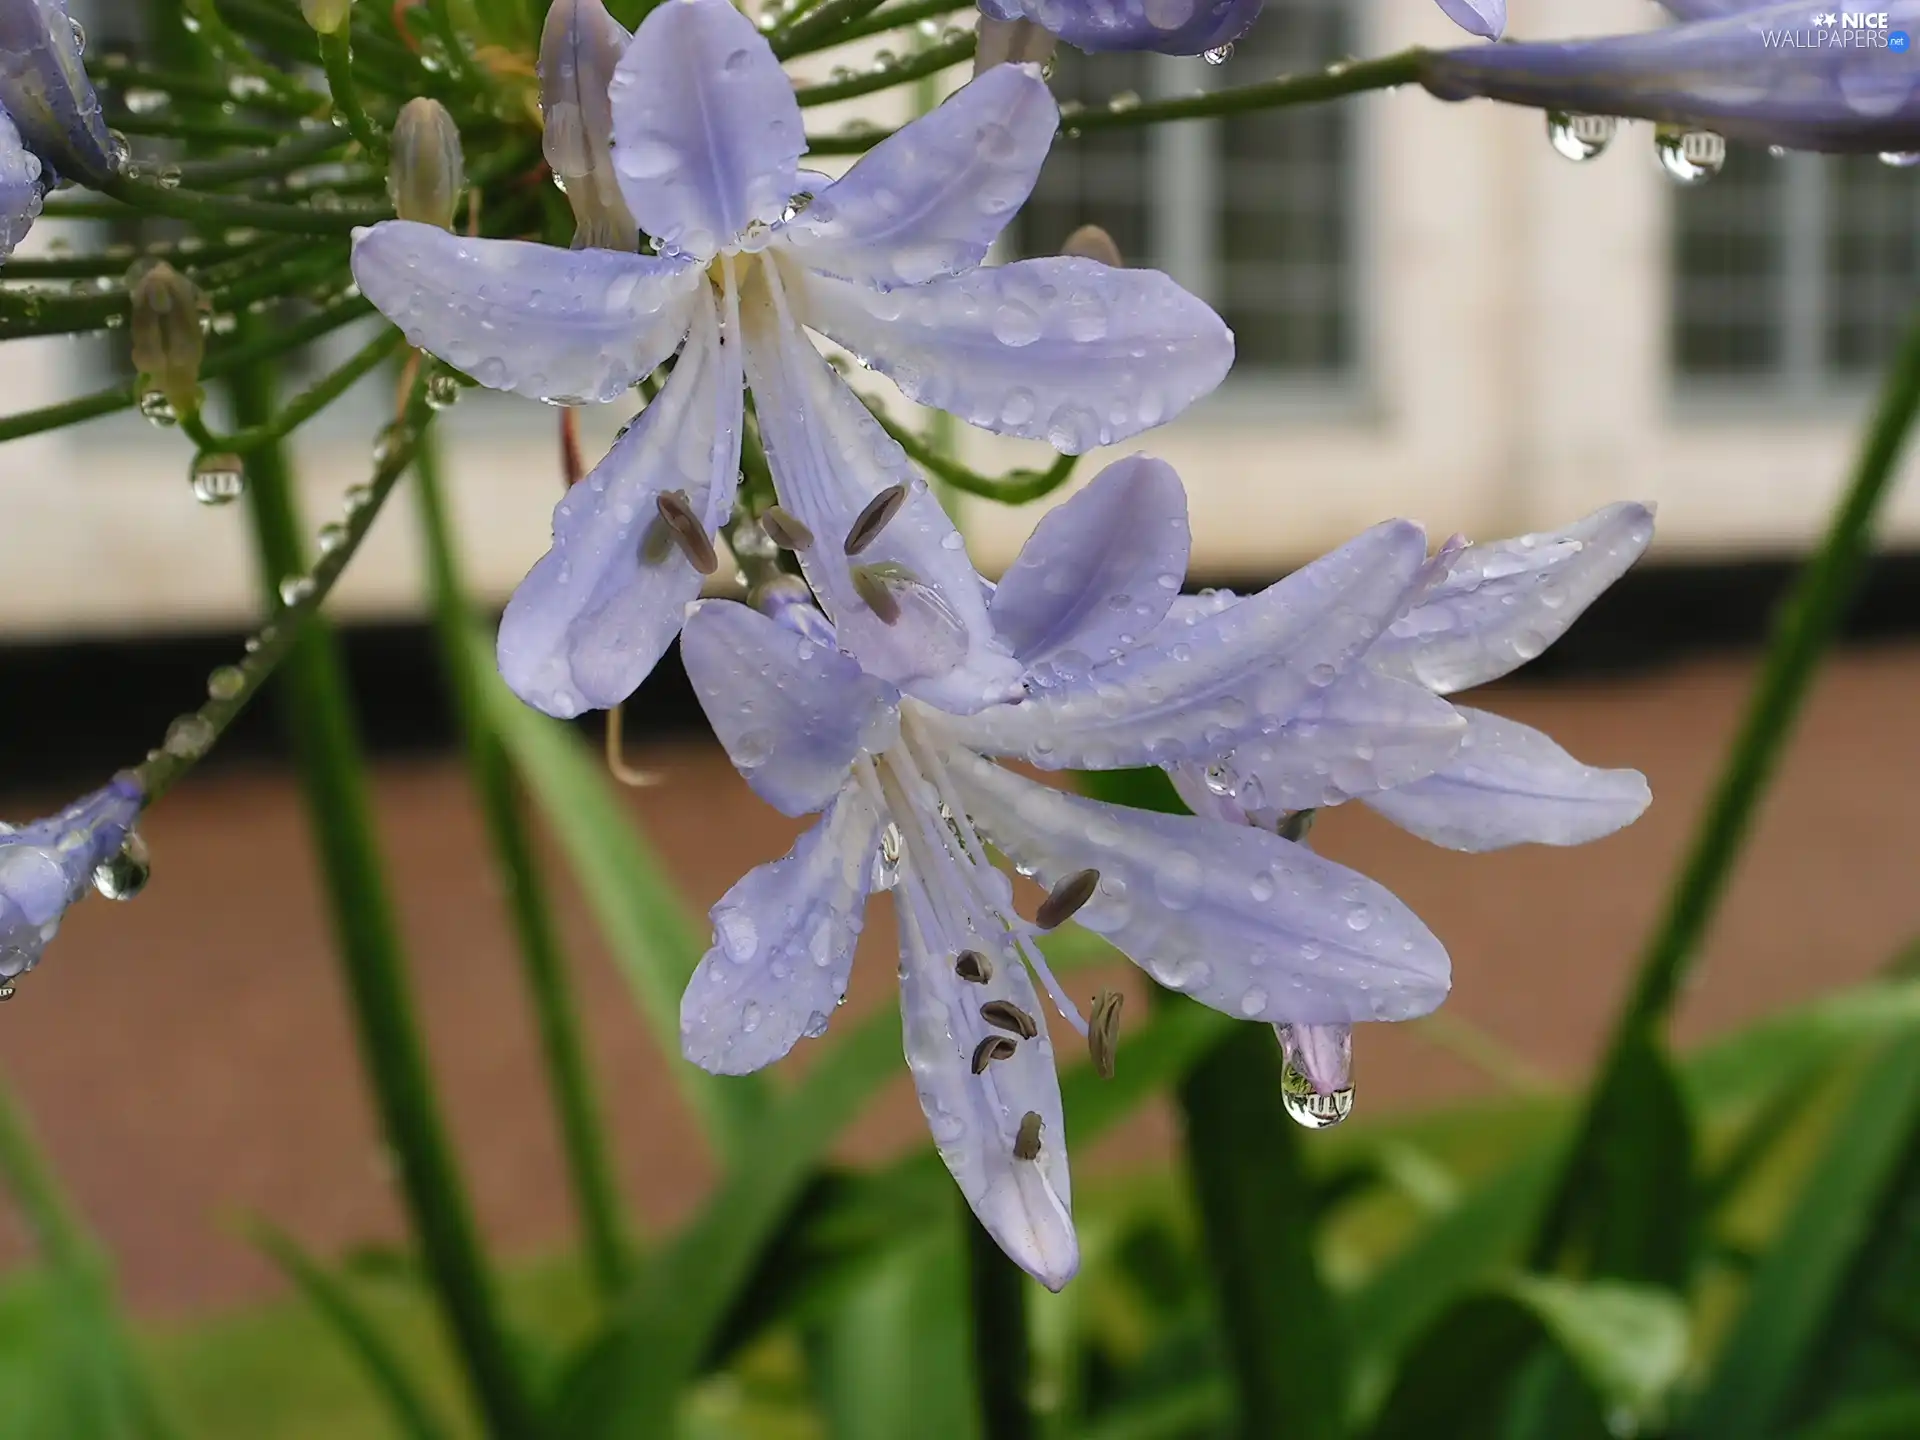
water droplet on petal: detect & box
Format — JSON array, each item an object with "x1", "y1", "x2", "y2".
[
  {"x1": 1545, "y1": 111, "x2": 1616, "y2": 163},
  {"x1": 92, "y1": 831, "x2": 151, "y2": 900},
  {"x1": 1203, "y1": 42, "x2": 1233, "y2": 64},
  {"x1": 1655, "y1": 125, "x2": 1725, "y2": 186}
]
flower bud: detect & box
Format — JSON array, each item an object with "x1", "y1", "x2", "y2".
[
  {"x1": 1060, "y1": 224, "x2": 1122, "y2": 268},
  {"x1": 300, "y1": 0, "x2": 352, "y2": 35},
  {"x1": 388, "y1": 98, "x2": 465, "y2": 230},
  {"x1": 973, "y1": 17, "x2": 1056, "y2": 77},
  {"x1": 539, "y1": 0, "x2": 638, "y2": 250},
  {"x1": 127, "y1": 260, "x2": 207, "y2": 417}
]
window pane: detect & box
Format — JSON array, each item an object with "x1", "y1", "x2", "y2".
[
  {"x1": 1009, "y1": 51, "x2": 1155, "y2": 266},
  {"x1": 1826, "y1": 155, "x2": 1920, "y2": 374},
  {"x1": 1219, "y1": 0, "x2": 1352, "y2": 372},
  {"x1": 1670, "y1": 143, "x2": 1783, "y2": 378}
]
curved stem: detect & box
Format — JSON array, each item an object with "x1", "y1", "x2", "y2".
[
  {"x1": 179, "y1": 124, "x2": 352, "y2": 185},
  {"x1": 868, "y1": 400, "x2": 1078, "y2": 504},
  {"x1": 320, "y1": 29, "x2": 390, "y2": 160},
  {"x1": 792, "y1": 31, "x2": 971, "y2": 106},
  {"x1": 90, "y1": 166, "x2": 389, "y2": 233},
  {"x1": 808, "y1": 0, "x2": 969, "y2": 50},
  {"x1": 196, "y1": 328, "x2": 406, "y2": 453},
  {"x1": 770, "y1": 0, "x2": 891, "y2": 58},
  {"x1": 1058, "y1": 49, "x2": 1425, "y2": 135}
]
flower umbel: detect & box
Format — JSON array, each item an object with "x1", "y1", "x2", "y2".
[
  {"x1": 350, "y1": 0, "x2": 1232, "y2": 719},
  {"x1": 0, "y1": 774, "x2": 145, "y2": 987}
]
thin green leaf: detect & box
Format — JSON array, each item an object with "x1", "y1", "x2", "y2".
[
  {"x1": 476, "y1": 630, "x2": 770, "y2": 1160},
  {"x1": 1502, "y1": 1276, "x2": 1688, "y2": 1427},
  {"x1": 1788, "y1": 1393, "x2": 1920, "y2": 1440},
  {"x1": 1682, "y1": 1038, "x2": 1920, "y2": 1438},
  {"x1": 1565, "y1": 1030, "x2": 1695, "y2": 1285},
  {"x1": 246, "y1": 1223, "x2": 456, "y2": 1440},
  {"x1": 1180, "y1": 1018, "x2": 1344, "y2": 1440},
  {"x1": 549, "y1": 1005, "x2": 903, "y2": 1438}
]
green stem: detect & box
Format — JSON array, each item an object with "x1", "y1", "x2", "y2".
[
  {"x1": 0, "y1": 295, "x2": 373, "y2": 443},
  {"x1": 1060, "y1": 49, "x2": 1424, "y2": 134},
  {"x1": 869, "y1": 401, "x2": 1078, "y2": 504},
  {"x1": 1534, "y1": 303, "x2": 1920, "y2": 1265},
  {"x1": 815, "y1": 0, "x2": 969, "y2": 50},
  {"x1": 320, "y1": 29, "x2": 390, "y2": 160},
  {"x1": 107, "y1": 113, "x2": 287, "y2": 144},
  {"x1": 412, "y1": 428, "x2": 635, "y2": 1301},
  {"x1": 90, "y1": 166, "x2": 389, "y2": 233},
  {"x1": 197, "y1": 329, "x2": 407, "y2": 453},
  {"x1": 225, "y1": 347, "x2": 538, "y2": 1440},
  {"x1": 180, "y1": 125, "x2": 353, "y2": 185},
  {"x1": 769, "y1": 0, "x2": 892, "y2": 58},
  {"x1": 965, "y1": 1208, "x2": 1035, "y2": 1440},
  {"x1": 792, "y1": 32, "x2": 972, "y2": 106},
  {"x1": 95, "y1": 60, "x2": 328, "y2": 114}
]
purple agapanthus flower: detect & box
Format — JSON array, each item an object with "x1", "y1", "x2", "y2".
[
  {"x1": 0, "y1": 774, "x2": 144, "y2": 983},
  {"x1": 1423, "y1": 0, "x2": 1920, "y2": 153},
  {"x1": 0, "y1": 0, "x2": 115, "y2": 260},
  {"x1": 350, "y1": 0, "x2": 1231, "y2": 721},
  {"x1": 678, "y1": 455, "x2": 1466, "y2": 1286},
  {"x1": 980, "y1": 0, "x2": 1501, "y2": 59}
]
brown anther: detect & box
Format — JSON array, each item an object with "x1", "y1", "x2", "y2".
[
  {"x1": 1088, "y1": 989, "x2": 1123, "y2": 1080},
  {"x1": 954, "y1": 949, "x2": 992, "y2": 985},
  {"x1": 653, "y1": 489, "x2": 717, "y2": 574},
  {"x1": 981, "y1": 999, "x2": 1038, "y2": 1040},
  {"x1": 844, "y1": 483, "x2": 908, "y2": 555},
  {"x1": 1013, "y1": 1110, "x2": 1043, "y2": 1160},
  {"x1": 1034, "y1": 868, "x2": 1100, "y2": 931},
  {"x1": 971, "y1": 1035, "x2": 1018, "y2": 1073},
  {"x1": 760, "y1": 504, "x2": 814, "y2": 551},
  {"x1": 852, "y1": 564, "x2": 902, "y2": 625}
]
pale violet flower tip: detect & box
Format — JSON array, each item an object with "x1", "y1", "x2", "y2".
[
  {"x1": 681, "y1": 599, "x2": 901, "y2": 818},
  {"x1": 680, "y1": 789, "x2": 879, "y2": 1074},
  {"x1": 349, "y1": 221, "x2": 701, "y2": 404},
  {"x1": 0, "y1": 776, "x2": 143, "y2": 981},
  {"x1": 1434, "y1": 0, "x2": 1504, "y2": 40},
  {"x1": 1422, "y1": 1, "x2": 1920, "y2": 153},
  {"x1": 1362, "y1": 707, "x2": 1652, "y2": 852},
  {"x1": 983, "y1": 0, "x2": 1260, "y2": 56},
  {"x1": 608, "y1": 0, "x2": 803, "y2": 262},
  {"x1": 0, "y1": 0, "x2": 113, "y2": 180},
  {"x1": 989, "y1": 453, "x2": 1189, "y2": 669},
  {"x1": 1277, "y1": 1021, "x2": 1352, "y2": 1096},
  {"x1": 0, "y1": 103, "x2": 42, "y2": 263}
]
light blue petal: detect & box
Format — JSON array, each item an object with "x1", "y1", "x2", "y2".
[
  {"x1": 896, "y1": 872, "x2": 1077, "y2": 1289},
  {"x1": 1363, "y1": 707, "x2": 1652, "y2": 852},
  {"x1": 940, "y1": 745, "x2": 1450, "y2": 1025},
  {"x1": 681, "y1": 599, "x2": 900, "y2": 817},
  {"x1": 0, "y1": 0, "x2": 112, "y2": 179},
  {"x1": 793, "y1": 257, "x2": 1232, "y2": 453},
  {"x1": 741, "y1": 272, "x2": 1025, "y2": 714},
  {"x1": 1423, "y1": 1, "x2": 1920, "y2": 153},
  {"x1": 1014, "y1": 0, "x2": 1261, "y2": 56},
  {"x1": 1434, "y1": 0, "x2": 1504, "y2": 39},
  {"x1": 0, "y1": 105, "x2": 41, "y2": 262},
  {"x1": 1370, "y1": 502, "x2": 1655, "y2": 696},
  {"x1": 679, "y1": 788, "x2": 880, "y2": 1074},
  {"x1": 0, "y1": 776, "x2": 142, "y2": 980},
  {"x1": 945, "y1": 521, "x2": 1430, "y2": 770},
  {"x1": 351, "y1": 221, "x2": 700, "y2": 403},
  {"x1": 989, "y1": 453, "x2": 1189, "y2": 669},
  {"x1": 1220, "y1": 667, "x2": 1468, "y2": 812},
  {"x1": 778, "y1": 64, "x2": 1055, "y2": 288},
  {"x1": 608, "y1": 0, "x2": 803, "y2": 259},
  {"x1": 539, "y1": 0, "x2": 638, "y2": 251},
  {"x1": 496, "y1": 297, "x2": 741, "y2": 716}
]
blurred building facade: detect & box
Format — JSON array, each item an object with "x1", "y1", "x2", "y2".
[{"x1": 4, "y1": 0, "x2": 1920, "y2": 642}]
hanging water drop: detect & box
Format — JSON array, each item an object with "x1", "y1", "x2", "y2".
[
  {"x1": 123, "y1": 87, "x2": 169, "y2": 115},
  {"x1": 138, "y1": 390, "x2": 178, "y2": 427},
  {"x1": 424, "y1": 371, "x2": 462, "y2": 409},
  {"x1": 1277, "y1": 1023, "x2": 1354, "y2": 1130},
  {"x1": 1545, "y1": 111, "x2": 1616, "y2": 163},
  {"x1": 315, "y1": 521, "x2": 347, "y2": 557},
  {"x1": 279, "y1": 574, "x2": 315, "y2": 606},
  {"x1": 189, "y1": 451, "x2": 246, "y2": 505},
  {"x1": 207, "y1": 665, "x2": 245, "y2": 702},
  {"x1": 1881, "y1": 151, "x2": 1920, "y2": 168},
  {"x1": 92, "y1": 832, "x2": 151, "y2": 901},
  {"x1": 1107, "y1": 89, "x2": 1141, "y2": 113},
  {"x1": 163, "y1": 713, "x2": 215, "y2": 760},
  {"x1": 1203, "y1": 42, "x2": 1233, "y2": 64},
  {"x1": 68, "y1": 16, "x2": 85, "y2": 53},
  {"x1": 1654, "y1": 125, "x2": 1725, "y2": 186}
]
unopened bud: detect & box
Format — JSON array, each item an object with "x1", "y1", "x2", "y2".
[
  {"x1": 300, "y1": 0, "x2": 352, "y2": 34},
  {"x1": 1061, "y1": 224, "x2": 1122, "y2": 268},
  {"x1": 540, "y1": 0, "x2": 638, "y2": 251},
  {"x1": 127, "y1": 260, "x2": 207, "y2": 417},
  {"x1": 388, "y1": 98, "x2": 464, "y2": 230},
  {"x1": 974, "y1": 16, "x2": 1056, "y2": 77}
]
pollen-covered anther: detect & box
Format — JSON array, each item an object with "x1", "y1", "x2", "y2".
[
  {"x1": 954, "y1": 949, "x2": 993, "y2": 984},
  {"x1": 1034, "y1": 867, "x2": 1100, "y2": 930},
  {"x1": 851, "y1": 563, "x2": 907, "y2": 625},
  {"x1": 971, "y1": 1034, "x2": 1019, "y2": 1073},
  {"x1": 654, "y1": 489, "x2": 719, "y2": 574},
  {"x1": 1013, "y1": 1110, "x2": 1043, "y2": 1161},
  {"x1": 981, "y1": 999, "x2": 1038, "y2": 1039},
  {"x1": 1088, "y1": 988, "x2": 1123, "y2": 1080},
  {"x1": 760, "y1": 504, "x2": 814, "y2": 551},
  {"x1": 844, "y1": 483, "x2": 908, "y2": 556}
]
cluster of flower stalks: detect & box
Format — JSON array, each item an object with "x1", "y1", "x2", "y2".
[{"x1": 1, "y1": 0, "x2": 1917, "y2": 1297}]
